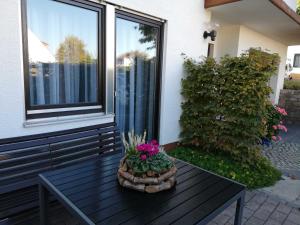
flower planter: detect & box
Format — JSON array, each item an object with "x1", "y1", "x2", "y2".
[
  {"x1": 117, "y1": 157, "x2": 177, "y2": 193},
  {"x1": 119, "y1": 132, "x2": 177, "y2": 193}
]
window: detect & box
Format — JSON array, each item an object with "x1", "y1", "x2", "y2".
[
  {"x1": 22, "y1": 0, "x2": 104, "y2": 119},
  {"x1": 294, "y1": 54, "x2": 300, "y2": 68},
  {"x1": 207, "y1": 43, "x2": 214, "y2": 58},
  {"x1": 115, "y1": 12, "x2": 163, "y2": 140}
]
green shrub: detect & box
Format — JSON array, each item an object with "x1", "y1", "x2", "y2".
[
  {"x1": 169, "y1": 147, "x2": 281, "y2": 189},
  {"x1": 284, "y1": 79, "x2": 300, "y2": 90},
  {"x1": 180, "y1": 49, "x2": 280, "y2": 165}
]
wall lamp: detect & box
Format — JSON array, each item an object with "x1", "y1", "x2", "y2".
[{"x1": 203, "y1": 30, "x2": 217, "y2": 41}]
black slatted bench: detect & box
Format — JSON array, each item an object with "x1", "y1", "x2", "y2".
[{"x1": 0, "y1": 123, "x2": 122, "y2": 219}]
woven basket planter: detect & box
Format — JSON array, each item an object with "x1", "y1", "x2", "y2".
[{"x1": 117, "y1": 157, "x2": 177, "y2": 193}]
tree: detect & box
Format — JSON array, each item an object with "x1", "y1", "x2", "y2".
[
  {"x1": 137, "y1": 24, "x2": 157, "y2": 50},
  {"x1": 56, "y1": 36, "x2": 93, "y2": 64},
  {"x1": 297, "y1": 0, "x2": 300, "y2": 15}
]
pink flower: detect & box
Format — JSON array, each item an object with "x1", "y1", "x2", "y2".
[
  {"x1": 136, "y1": 140, "x2": 160, "y2": 157},
  {"x1": 272, "y1": 136, "x2": 277, "y2": 141},
  {"x1": 278, "y1": 136, "x2": 282, "y2": 141},
  {"x1": 276, "y1": 107, "x2": 288, "y2": 116},
  {"x1": 277, "y1": 124, "x2": 288, "y2": 132},
  {"x1": 140, "y1": 154, "x2": 147, "y2": 161},
  {"x1": 151, "y1": 140, "x2": 158, "y2": 146},
  {"x1": 272, "y1": 125, "x2": 278, "y2": 130}
]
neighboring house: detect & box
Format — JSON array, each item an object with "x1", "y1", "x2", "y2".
[
  {"x1": 0, "y1": 0, "x2": 299, "y2": 148},
  {"x1": 209, "y1": 0, "x2": 300, "y2": 103},
  {"x1": 287, "y1": 45, "x2": 300, "y2": 78}
]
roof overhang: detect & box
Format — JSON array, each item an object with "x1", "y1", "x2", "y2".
[{"x1": 206, "y1": 0, "x2": 300, "y2": 45}]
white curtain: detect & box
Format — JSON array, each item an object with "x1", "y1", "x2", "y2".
[
  {"x1": 29, "y1": 63, "x2": 97, "y2": 106},
  {"x1": 116, "y1": 57, "x2": 156, "y2": 140}
]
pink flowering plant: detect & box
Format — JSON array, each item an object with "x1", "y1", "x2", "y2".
[
  {"x1": 263, "y1": 103, "x2": 288, "y2": 145},
  {"x1": 122, "y1": 131, "x2": 174, "y2": 176}
]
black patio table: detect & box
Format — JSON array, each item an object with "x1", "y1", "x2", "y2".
[{"x1": 39, "y1": 152, "x2": 245, "y2": 225}]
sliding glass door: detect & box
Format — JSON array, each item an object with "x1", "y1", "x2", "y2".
[{"x1": 115, "y1": 13, "x2": 162, "y2": 141}]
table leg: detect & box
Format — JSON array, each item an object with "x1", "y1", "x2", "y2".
[
  {"x1": 39, "y1": 184, "x2": 49, "y2": 225},
  {"x1": 234, "y1": 193, "x2": 245, "y2": 225}
]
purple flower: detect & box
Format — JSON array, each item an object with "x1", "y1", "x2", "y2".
[
  {"x1": 136, "y1": 140, "x2": 160, "y2": 158},
  {"x1": 140, "y1": 154, "x2": 147, "y2": 161}
]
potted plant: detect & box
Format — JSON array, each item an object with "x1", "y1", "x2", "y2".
[{"x1": 118, "y1": 131, "x2": 177, "y2": 193}]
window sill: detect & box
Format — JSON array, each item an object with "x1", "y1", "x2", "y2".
[{"x1": 23, "y1": 113, "x2": 115, "y2": 128}]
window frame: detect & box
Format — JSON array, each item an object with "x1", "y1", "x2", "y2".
[
  {"x1": 21, "y1": 0, "x2": 106, "y2": 119},
  {"x1": 114, "y1": 10, "x2": 164, "y2": 141},
  {"x1": 294, "y1": 54, "x2": 300, "y2": 68}
]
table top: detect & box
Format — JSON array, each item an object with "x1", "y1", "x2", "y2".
[{"x1": 39, "y1": 153, "x2": 245, "y2": 225}]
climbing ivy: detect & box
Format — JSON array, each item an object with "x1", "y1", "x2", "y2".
[{"x1": 180, "y1": 49, "x2": 280, "y2": 165}]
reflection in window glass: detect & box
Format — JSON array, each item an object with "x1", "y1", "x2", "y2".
[
  {"x1": 26, "y1": 0, "x2": 100, "y2": 106},
  {"x1": 116, "y1": 17, "x2": 159, "y2": 140},
  {"x1": 294, "y1": 54, "x2": 300, "y2": 68}
]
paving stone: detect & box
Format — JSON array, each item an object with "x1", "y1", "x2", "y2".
[
  {"x1": 207, "y1": 221, "x2": 218, "y2": 225},
  {"x1": 276, "y1": 203, "x2": 293, "y2": 215},
  {"x1": 262, "y1": 142, "x2": 300, "y2": 171},
  {"x1": 269, "y1": 210, "x2": 288, "y2": 223},
  {"x1": 243, "y1": 208, "x2": 255, "y2": 219},
  {"x1": 245, "y1": 217, "x2": 265, "y2": 225},
  {"x1": 265, "y1": 198, "x2": 280, "y2": 208},
  {"x1": 283, "y1": 221, "x2": 298, "y2": 225},
  {"x1": 245, "y1": 201, "x2": 261, "y2": 211},
  {"x1": 291, "y1": 208, "x2": 300, "y2": 216},
  {"x1": 245, "y1": 192, "x2": 256, "y2": 203},
  {"x1": 213, "y1": 190, "x2": 300, "y2": 225},
  {"x1": 260, "y1": 201, "x2": 278, "y2": 212},
  {"x1": 264, "y1": 219, "x2": 283, "y2": 225},
  {"x1": 213, "y1": 214, "x2": 231, "y2": 224},
  {"x1": 286, "y1": 213, "x2": 300, "y2": 225},
  {"x1": 253, "y1": 208, "x2": 271, "y2": 221},
  {"x1": 251, "y1": 195, "x2": 267, "y2": 204}
]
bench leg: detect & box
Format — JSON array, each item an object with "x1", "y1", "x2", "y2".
[
  {"x1": 39, "y1": 184, "x2": 49, "y2": 225},
  {"x1": 234, "y1": 193, "x2": 245, "y2": 225}
]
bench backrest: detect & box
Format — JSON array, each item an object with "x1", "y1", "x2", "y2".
[{"x1": 0, "y1": 123, "x2": 122, "y2": 194}]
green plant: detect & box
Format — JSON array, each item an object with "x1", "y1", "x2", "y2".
[
  {"x1": 284, "y1": 79, "x2": 300, "y2": 90},
  {"x1": 169, "y1": 147, "x2": 281, "y2": 189},
  {"x1": 126, "y1": 153, "x2": 174, "y2": 175},
  {"x1": 180, "y1": 49, "x2": 280, "y2": 165},
  {"x1": 297, "y1": 0, "x2": 300, "y2": 15},
  {"x1": 122, "y1": 131, "x2": 146, "y2": 157},
  {"x1": 122, "y1": 131, "x2": 175, "y2": 176}
]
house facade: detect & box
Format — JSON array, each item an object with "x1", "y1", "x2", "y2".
[{"x1": 0, "y1": 0, "x2": 299, "y2": 147}]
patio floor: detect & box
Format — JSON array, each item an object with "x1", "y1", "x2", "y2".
[
  {"x1": 262, "y1": 124, "x2": 300, "y2": 178},
  {"x1": 209, "y1": 190, "x2": 300, "y2": 225},
  {"x1": 1, "y1": 190, "x2": 300, "y2": 225}
]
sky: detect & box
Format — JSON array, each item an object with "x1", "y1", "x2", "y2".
[
  {"x1": 27, "y1": 0, "x2": 158, "y2": 61},
  {"x1": 116, "y1": 18, "x2": 157, "y2": 58},
  {"x1": 27, "y1": 0, "x2": 98, "y2": 59}
]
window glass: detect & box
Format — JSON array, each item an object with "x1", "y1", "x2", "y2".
[
  {"x1": 115, "y1": 17, "x2": 160, "y2": 140},
  {"x1": 294, "y1": 54, "x2": 300, "y2": 68},
  {"x1": 26, "y1": 0, "x2": 100, "y2": 107}
]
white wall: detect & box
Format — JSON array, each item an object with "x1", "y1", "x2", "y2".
[
  {"x1": 284, "y1": 0, "x2": 297, "y2": 11},
  {"x1": 0, "y1": 0, "x2": 211, "y2": 144},
  {"x1": 214, "y1": 25, "x2": 287, "y2": 103},
  {"x1": 237, "y1": 26, "x2": 288, "y2": 103},
  {"x1": 213, "y1": 25, "x2": 240, "y2": 60}
]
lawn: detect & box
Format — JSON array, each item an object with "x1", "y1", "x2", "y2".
[{"x1": 168, "y1": 147, "x2": 281, "y2": 189}]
